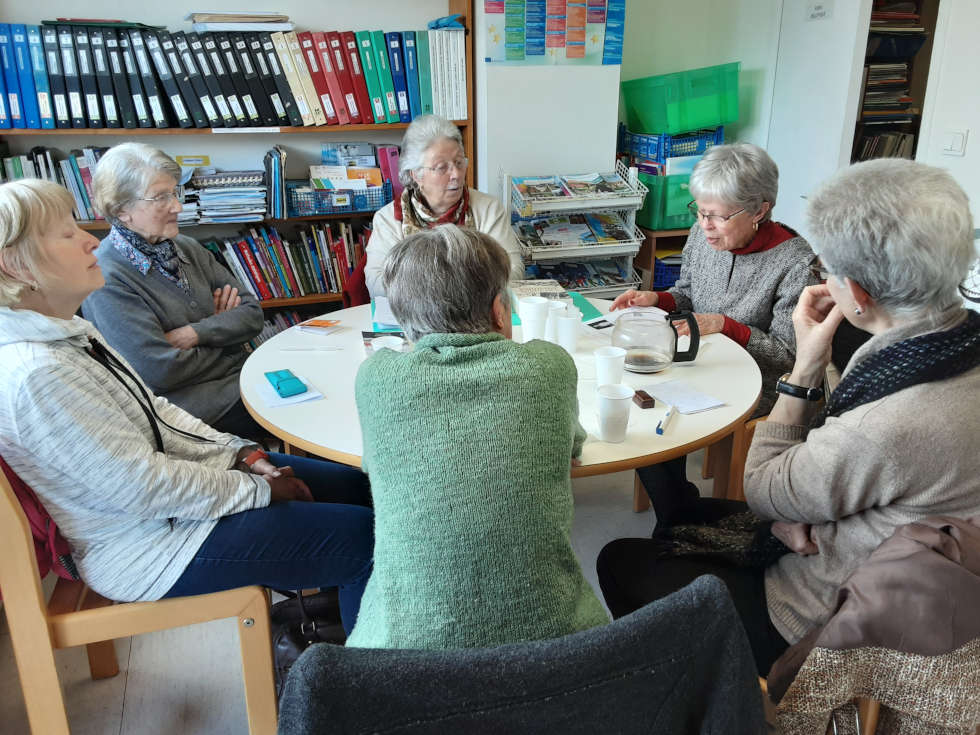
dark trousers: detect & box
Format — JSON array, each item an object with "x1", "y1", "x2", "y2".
[
  {"x1": 601, "y1": 456, "x2": 790, "y2": 676},
  {"x1": 163, "y1": 453, "x2": 374, "y2": 634},
  {"x1": 211, "y1": 398, "x2": 268, "y2": 443}
]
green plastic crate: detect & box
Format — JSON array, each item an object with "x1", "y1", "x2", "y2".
[
  {"x1": 636, "y1": 173, "x2": 695, "y2": 231},
  {"x1": 621, "y1": 62, "x2": 740, "y2": 135}
]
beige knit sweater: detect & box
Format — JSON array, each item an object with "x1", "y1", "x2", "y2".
[{"x1": 744, "y1": 306, "x2": 980, "y2": 644}]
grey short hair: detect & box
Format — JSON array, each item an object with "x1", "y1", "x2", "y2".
[
  {"x1": 398, "y1": 115, "x2": 464, "y2": 189},
  {"x1": 689, "y1": 143, "x2": 779, "y2": 222},
  {"x1": 92, "y1": 142, "x2": 181, "y2": 219},
  {"x1": 382, "y1": 224, "x2": 511, "y2": 341},
  {"x1": 0, "y1": 179, "x2": 76, "y2": 306},
  {"x1": 807, "y1": 158, "x2": 974, "y2": 317}
]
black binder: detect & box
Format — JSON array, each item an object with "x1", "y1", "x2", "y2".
[
  {"x1": 229, "y1": 32, "x2": 276, "y2": 126},
  {"x1": 246, "y1": 33, "x2": 289, "y2": 125},
  {"x1": 88, "y1": 29, "x2": 120, "y2": 128},
  {"x1": 185, "y1": 32, "x2": 235, "y2": 128},
  {"x1": 72, "y1": 27, "x2": 103, "y2": 127},
  {"x1": 171, "y1": 32, "x2": 222, "y2": 128},
  {"x1": 41, "y1": 27, "x2": 70, "y2": 128},
  {"x1": 143, "y1": 31, "x2": 192, "y2": 128},
  {"x1": 103, "y1": 30, "x2": 137, "y2": 129},
  {"x1": 259, "y1": 33, "x2": 304, "y2": 127},
  {"x1": 127, "y1": 29, "x2": 168, "y2": 127},
  {"x1": 201, "y1": 33, "x2": 246, "y2": 125},
  {"x1": 213, "y1": 33, "x2": 261, "y2": 125},
  {"x1": 158, "y1": 32, "x2": 209, "y2": 127},
  {"x1": 57, "y1": 27, "x2": 86, "y2": 127},
  {"x1": 117, "y1": 32, "x2": 151, "y2": 127}
]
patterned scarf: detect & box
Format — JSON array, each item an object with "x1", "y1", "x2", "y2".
[
  {"x1": 108, "y1": 219, "x2": 189, "y2": 293},
  {"x1": 812, "y1": 310, "x2": 980, "y2": 429},
  {"x1": 394, "y1": 185, "x2": 474, "y2": 237}
]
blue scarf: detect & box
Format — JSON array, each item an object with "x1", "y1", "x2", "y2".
[{"x1": 108, "y1": 219, "x2": 189, "y2": 293}]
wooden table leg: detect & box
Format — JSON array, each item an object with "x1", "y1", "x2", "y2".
[
  {"x1": 710, "y1": 432, "x2": 734, "y2": 499},
  {"x1": 632, "y1": 472, "x2": 651, "y2": 513}
]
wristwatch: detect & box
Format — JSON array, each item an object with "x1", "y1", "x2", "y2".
[
  {"x1": 235, "y1": 447, "x2": 268, "y2": 472},
  {"x1": 776, "y1": 373, "x2": 823, "y2": 401}
]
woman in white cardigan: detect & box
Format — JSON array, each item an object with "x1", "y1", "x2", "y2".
[{"x1": 366, "y1": 115, "x2": 523, "y2": 297}]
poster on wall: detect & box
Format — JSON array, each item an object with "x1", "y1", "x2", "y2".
[{"x1": 485, "y1": 0, "x2": 623, "y2": 65}]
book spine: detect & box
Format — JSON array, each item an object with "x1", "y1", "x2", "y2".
[
  {"x1": 415, "y1": 30, "x2": 434, "y2": 117},
  {"x1": 341, "y1": 31, "x2": 374, "y2": 124},
  {"x1": 303, "y1": 229, "x2": 327, "y2": 292},
  {"x1": 246, "y1": 33, "x2": 289, "y2": 124},
  {"x1": 385, "y1": 32, "x2": 410, "y2": 123},
  {"x1": 88, "y1": 29, "x2": 120, "y2": 128},
  {"x1": 268, "y1": 227, "x2": 302, "y2": 296},
  {"x1": 326, "y1": 31, "x2": 361, "y2": 123},
  {"x1": 12, "y1": 25, "x2": 40, "y2": 128},
  {"x1": 223, "y1": 239, "x2": 258, "y2": 298},
  {"x1": 255, "y1": 227, "x2": 293, "y2": 298},
  {"x1": 281, "y1": 238, "x2": 308, "y2": 295},
  {"x1": 0, "y1": 25, "x2": 24, "y2": 128},
  {"x1": 402, "y1": 31, "x2": 421, "y2": 120},
  {"x1": 312, "y1": 31, "x2": 349, "y2": 125},
  {"x1": 370, "y1": 30, "x2": 399, "y2": 124},
  {"x1": 297, "y1": 31, "x2": 338, "y2": 125},
  {"x1": 104, "y1": 30, "x2": 138, "y2": 128},
  {"x1": 244, "y1": 230, "x2": 281, "y2": 297},
  {"x1": 236, "y1": 239, "x2": 272, "y2": 299},
  {"x1": 355, "y1": 31, "x2": 385, "y2": 124},
  {"x1": 271, "y1": 31, "x2": 312, "y2": 125},
  {"x1": 117, "y1": 32, "x2": 151, "y2": 127},
  {"x1": 286, "y1": 31, "x2": 326, "y2": 126},
  {"x1": 26, "y1": 26, "x2": 54, "y2": 128}
]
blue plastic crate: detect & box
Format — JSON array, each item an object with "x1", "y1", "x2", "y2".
[
  {"x1": 622, "y1": 125, "x2": 725, "y2": 163},
  {"x1": 286, "y1": 180, "x2": 393, "y2": 217},
  {"x1": 652, "y1": 258, "x2": 682, "y2": 289}
]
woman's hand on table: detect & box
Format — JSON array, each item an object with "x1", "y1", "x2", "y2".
[
  {"x1": 213, "y1": 285, "x2": 241, "y2": 314},
  {"x1": 790, "y1": 284, "x2": 845, "y2": 385},
  {"x1": 673, "y1": 313, "x2": 724, "y2": 337},
  {"x1": 268, "y1": 474, "x2": 313, "y2": 502},
  {"x1": 610, "y1": 289, "x2": 658, "y2": 311},
  {"x1": 164, "y1": 325, "x2": 199, "y2": 350}
]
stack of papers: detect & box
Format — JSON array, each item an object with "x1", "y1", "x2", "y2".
[
  {"x1": 196, "y1": 187, "x2": 268, "y2": 223},
  {"x1": 642, "y1": 380, "x2": 724, "y2": 414}
]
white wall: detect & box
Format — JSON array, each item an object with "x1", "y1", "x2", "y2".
[
  {"x1": 620, "y1": 0, "x2": 782, "y2": 148},
  {"x1": 474, "y1": 11, "x2": 620, "y2": 197},
  {"x1": 917, "y1": 0, "x2": 980, "y2": 227},
  {"x1": 1, "y1": 0, "x2": 448, "y2": 178},
  {"x1": 765, "y1": 0, "x2": 872, "y2": 236}
]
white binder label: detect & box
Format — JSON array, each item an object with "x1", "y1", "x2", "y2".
[
  {"x1": 271, "y1": 94, "x2": 286, "y2": 117},
  {"x1": 243, "y1": 95, "x2": 258, "y2": 118},
  {"x1": 167, "y1": 52, "x2": 182, "y2": 73},
  {"x1": 240, "y1": 53, "x2": 254, "y2": 75},
  {"x1": 54, "y1": 96, "x2": 68, "y2": 120},
  {"x1": 279, "y1": 52, "x2": 294, "y2": 74},
  {"x1": 47, "y1": 50, "x2": 59, "y2": 71},
  {"x1": 110, "y1": 51, "x2": 122, "y2": 75},
  {"x1": 397, "y1": 91, "x2": 408, "y2": 113},
  {"x1": 296, "y1": 95, "x2": 310, "y2": 117},
  {"x1": 133, "y1": 94, "x2": 147, "y2": 120},
  {"x1": 266, "y1": 50, "x2": 281, "y2": 76},
  {"x1": 149, "y1": 95, "x2": 165, "y2": 122},
  {"x1": 215, "y1": 95, "x2": 231, "y2": 119},
  {"x1": 385, "y1": 91, "x2": 396, "y2": 113},
  {"x1": 222, "y1": 51, "x2": 238, "y2": 73},
  {"x1": 201, "y1": 96, "x2": 217, "y2": 121},
  {"x1": 180, "y1": 52, "x2": 197, "y2": 75},
  {"x1": 228, "y1": 96, "x2": 245, "y2": 120},
  {"x1": 60, "y1": 48, "x2": 75, "y2": 75},
  {"x1": 305, "y1": 50, "x2": 319, "y2": 73},
  {"x1": 372, "y1": 98, "x2": 384, "y2": 120},
  {"x1": 8, "y1": 94, "x2": 20, "y2": 118},
  {"x1": 79, "y1": 52, "x2": 90, "y2": 75},
  {"x1": 85, "y1": 93, "x2": 100, "y2": 119},
  {"x1": 67, "y1": 91, "x2": 82, "y2": 117},
  {"x1": 103, "y1": 96, "x2": 118, "y2": 122},
  {"x1": 94, "y1": 50, "x2": 107, "y2": 74},
  {"x1": 319, "y1": 94, "x2": 335, "y2": 117},
  {"x1": 196, "y1": 52, "x2": 212, "y2": 76},
  {"x1": 170, "y1": 94, "x2": 188, "y2": 120},
  {"x1": 254, "y1": 50, "x2": 270, "y2": 76},
  {"x1": 37, "y1": 93, "x2": 51, "y2": 118},
  {"x1": 345, "y1": 93, "x2": 358, "y2": 117}
]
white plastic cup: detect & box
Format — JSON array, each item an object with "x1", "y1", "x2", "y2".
[
  {"x1": 597, "y1": 384, "x2": 634, "y2": 443},
  {"x1": 370, "y1": 335, "x2": 405, "y2": 353},
  {"x1": 544, "y1": 300, "x2": 567, "y2": 343},
  {"x1": 518, "y1": 296, "x2": 549, "y2": 321},
  {"x1": 522, "y1": 318, "x2": 546, "y2": 342},
  {"x1": 594, "y1": 346, "x2": 627, "y2": 385},
  {"x1": 556, "y1": 313, "x2": 580, "y2": 354}
]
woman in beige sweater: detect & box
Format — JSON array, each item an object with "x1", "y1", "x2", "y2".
[{"x1": 598, "y1": 158, "x2": 980, "y2": 675}]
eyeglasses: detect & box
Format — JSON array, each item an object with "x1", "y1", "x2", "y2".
[
  {"x1": 133, "y1": 189, "x2": 184, "y2": 207},
  {"x1": 418, "y1": 158, "x2": 469, "y2": 177},
  {"x1": 809, "y1": 260, "x2": 831, "y2": 281},
  {"x1": 686, "y1": 200, "x2": 746, "y2": 224}
]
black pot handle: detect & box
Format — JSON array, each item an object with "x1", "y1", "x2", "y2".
[{"x1": 667, "y1": 311, "x2": 700, "y2": 362}]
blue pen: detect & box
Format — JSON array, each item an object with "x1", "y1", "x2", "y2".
[{"x1": 655, "y1": 404, "x2": 676, "y2": 436}]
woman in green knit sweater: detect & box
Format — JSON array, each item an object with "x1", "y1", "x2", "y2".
[{"x1": 347, "y1": 224, "x2": 609, "y2": 649}]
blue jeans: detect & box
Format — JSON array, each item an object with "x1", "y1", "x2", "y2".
[{"x1": 163, "y1": 453, "x2": 374, "y2": 633}]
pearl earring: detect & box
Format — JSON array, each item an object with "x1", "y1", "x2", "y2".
[{"x1": 854, "y1": 306, "x2": 863, "y2": 316}]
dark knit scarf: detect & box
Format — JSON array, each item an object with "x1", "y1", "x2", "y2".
[
  {"x1": 108, "y1": 219, "x2": 189, "y2": 293},
  {"x1": 394, "y1": 186, "x2": 474, "y2": 237},
  {"x1": 812, "y1": 310, "x2": 980, "y2": 429}
]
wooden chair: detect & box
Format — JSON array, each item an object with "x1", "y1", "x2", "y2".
[
  {"x1": 0, "y1": 465, "x2": 278, "y2": 735},
  {"x1": 760, "y1": 677, "x2": 881, "y2": 735}
]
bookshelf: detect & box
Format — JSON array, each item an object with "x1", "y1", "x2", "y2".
[
  {"x1": 851, "y1": 0, "x2": 940, "y2": 162},
  {"x1": 1, "y1": 0, "x2": 478, "y2": 315}
]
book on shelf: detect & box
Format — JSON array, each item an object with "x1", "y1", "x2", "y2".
[
  {"x1": 326, "y1": 31, "x2": 361, "y2": 124},
  {"x1": 0, "y1": 25, "x2": 24, "y2": 129},
  {"x1": 513, "y1": 175, "x2": 567, "y2": 200},
  {"x1": 246, "y1": 32, "x2": 289, "y2": 125},
  {"x1": 384, "y1": 32, "x2": 410, "y2": 123},
  {"x1": 228, "y1": 32, "x2": 278, "y2": 126},
  {"x1": 296, "y1": 31, "x2": 339, "y2": 126},
  {"x1": 354, "y1": 31, "x2": 386, "y2": 125},
  {"x1": 285, "y1": 31, "x2": 327, "y2": 126},
  {"x1": 26, "y1": 26, "x2": 55, "y2": 129},
  {"x1": 369, "y1": 30, "x2": 400, "y2": 124},
  {"x1": 341, "y1": 31, "x2": 375, "y2": 125},
  {"x1": 258, "y1": 32, "x2": 303, "y2": 127},
  {"x1": 117, "y1": 30, "x2": 152, "y2": 127}
]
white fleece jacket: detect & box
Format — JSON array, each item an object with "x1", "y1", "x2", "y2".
[{"x1": 0, "y1": 307, "x2": 269, "y2": 602}]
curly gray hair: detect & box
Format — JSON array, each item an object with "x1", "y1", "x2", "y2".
[
  {"x1": 689, "y1": 143, "x2": 779, "y2": 222},
  {"x1": 92, "y1": 142, "x2": 181, "y2": 220},
  {"x1": 397, "y1": 115, "x2": 464, "y2": 189}
]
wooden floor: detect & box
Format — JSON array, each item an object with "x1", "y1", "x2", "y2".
[{"x1": 0, "y1": 454, "x2": 709, "y2": 735}]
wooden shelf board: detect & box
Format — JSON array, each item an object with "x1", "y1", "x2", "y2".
[
  {"x1": 78, "y1": 211, "x2": 378, "y2": 231},
  {"x1": 259, "y1": 293, "x2": 344, "y2": 309},
  {"x1": 1, "y1": 121, "x2": 468, "y2": 136}
]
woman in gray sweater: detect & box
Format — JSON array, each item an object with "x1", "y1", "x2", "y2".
[
  {"x1": 611, "y1": 144, "x2": 819, "y2": 529},
  {"x1": 598, "y1": 159, "x2": 980, "y2": 675},
  {"x1": 82, "y1": 143, "x2": 265, "y2": 440}
]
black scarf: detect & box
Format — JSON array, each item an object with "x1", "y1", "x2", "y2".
[
  {"x1": 109, "y1": 219, "x2": 188, "y2": 291},
  {"x1": 813, "y1": 310, "x2": 980, "y2": 429}
]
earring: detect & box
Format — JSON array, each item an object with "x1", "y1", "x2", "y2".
[
  {"x1": 854, "y1": 306, "x2": 863, "y2": 316},
  {"x1": 753, "y1": 221, "x2": 759, "y2": 232},
  {"x1": 29, "y1": 281, "x2": 39, "y2": 292}
]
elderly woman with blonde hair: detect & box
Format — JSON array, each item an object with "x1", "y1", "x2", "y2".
[
  {"x1": 81, "y1": 142, "x2": 265, "y2": 439},
  {"x1": 0, "y1": 178, "x2": 373, "y2": 628},
  {"x1": 365, "y1": 115, "x2": 523, "y2": 297}
]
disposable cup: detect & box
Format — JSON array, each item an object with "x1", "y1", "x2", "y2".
[
  {"x1": 594, "y1": 346, "x2": 627, "y2": 385},
  {"x1": 544, "y1": 301, "x2": 567, "y2": 343},
  {"x1": 556, "y1": 313, "x2": 580, "y2": 353},
  {"x1": 596, "y1": 384, "x2": 634, "y2": 443},
  {"x1": 518, "y1": 296, "x2": 549, "y2": 322},
  {"x1": 522, "y1": 317, "x2": 546, "y2": 342},
  {"x1": 370, "y1": 335, "x2": 405, "y2": 353}
]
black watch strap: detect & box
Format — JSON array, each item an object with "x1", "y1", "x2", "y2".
[{"x1": 776, "y1": 373, "x2": 823, "y2": 401}]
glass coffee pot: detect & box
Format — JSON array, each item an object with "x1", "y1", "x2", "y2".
[{"x1": 610, "y1": 310, "x2": 700, "y2": 373}]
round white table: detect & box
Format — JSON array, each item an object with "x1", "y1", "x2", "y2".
[{"x1": 241, "y1": 301, "x2": 762, "y2": 500}]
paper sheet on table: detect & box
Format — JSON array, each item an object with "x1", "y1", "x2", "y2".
[
  {"x1": 255, "y1": 374, "x2": 324, "y2": 407},
  {"x1": 642, "y1": 380, "x2": 724, "y2": 414},
  {"x1": 371, "y1": 296, "x2": 401, "y2": 330}
]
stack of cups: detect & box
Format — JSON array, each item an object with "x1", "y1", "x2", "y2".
[
  {"x1": 594, "y1": 346, "x2": 632, "y2": 443},
  {"x1": 556, "y1": 311, "x2": 580, "y2": 354},
  {"x1": 544, "y1": 300, "x2": 567, "y2": 343},
  {"x1": 518, "y1": 296, "x2": 549, "y2": 342}
]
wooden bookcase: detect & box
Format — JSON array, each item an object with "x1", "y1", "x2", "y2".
[{"x1": 0, "y1": 0, "x2": 477, "y2": 312}]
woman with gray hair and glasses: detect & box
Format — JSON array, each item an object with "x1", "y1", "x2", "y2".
[
  {"x1": 81, "y1": 142, "x2": 265, "y2": 440},
  {"x1": 598, "y1": 158, "x2": 980, "y2": 676},
  {"x1": 347, "y1": 224, "x2": 608, "y2": 650},
  {"x1": 365, "y1": 115, "x2": 523, "y2": 297},
  {"x1": 610, "y1": 143, "x2": 818, "y2": 530}
]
